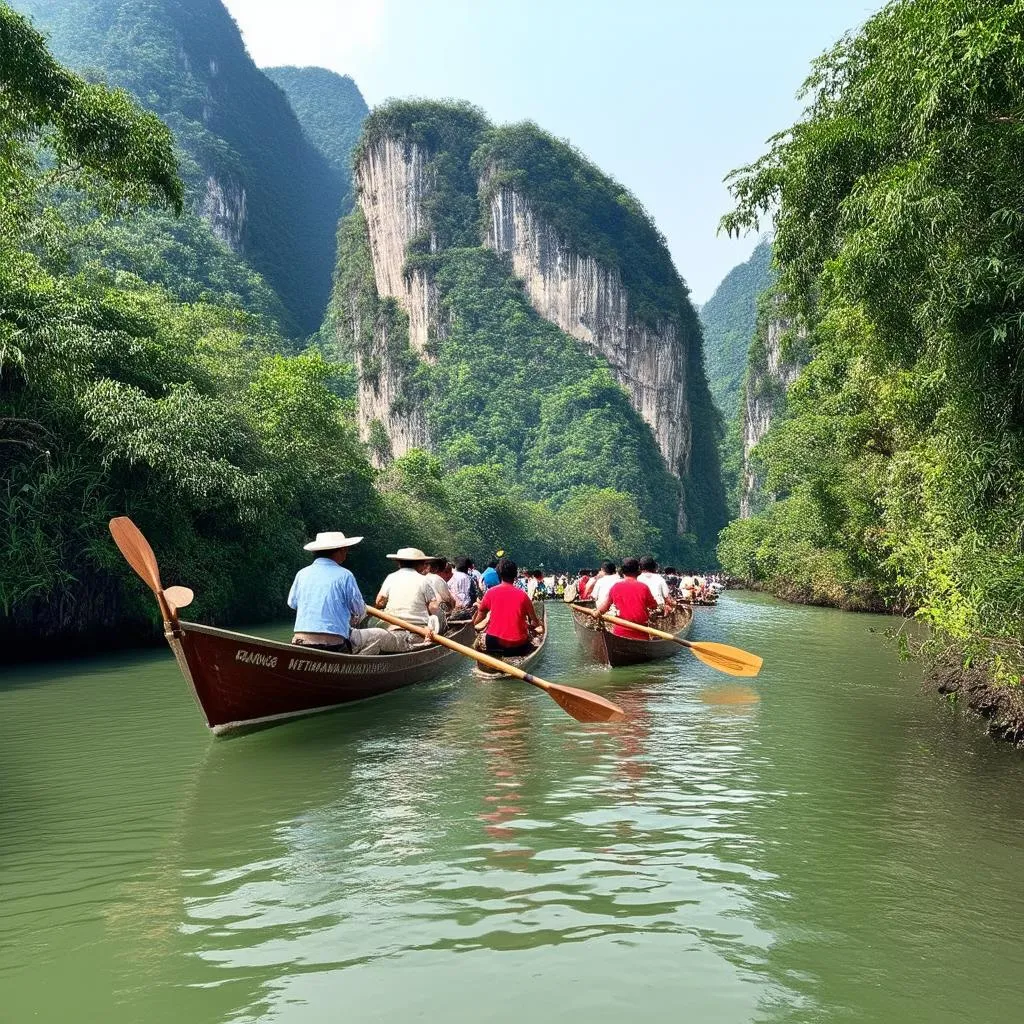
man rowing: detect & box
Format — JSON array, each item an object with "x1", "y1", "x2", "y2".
[
  {"x1": 594, "y1": 557, "x2": 657, "y2": 639},
  {"x1": 472, "y1": 557, "x2": 544, "y2": 656},
  {"x1": 288, "y1": 531, "x2": 403, "y2": 653},
  {"x1": 375, "y1": 547, "x2": 441, "y2": 650}
]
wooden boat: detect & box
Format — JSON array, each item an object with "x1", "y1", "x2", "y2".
[
  {"x1": 571, "y1": 603, "x2": 693, "y2": 667},
  {"x1": 163, "y1": 616, "x2": 477, "y2": 735},
  {"x1": 472, "y1": 600, "x2": 547, "y2": 678}
]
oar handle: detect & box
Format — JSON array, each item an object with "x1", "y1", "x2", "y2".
[
  {"x1": 367, "y1": 607, "x2": 543, "y2": 685},
  {"x1": 573, "y1": 605, "x2": 686, "y2": 645}
]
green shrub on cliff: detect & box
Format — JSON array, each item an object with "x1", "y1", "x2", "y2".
[
  {"x1": 719, "y1": 0, "x2": 1024, "y2": 677},
  {"x1": 13, "y1": 0, "x2": 345, "y2": 335}
]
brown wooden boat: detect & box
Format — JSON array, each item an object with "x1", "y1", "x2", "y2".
[
  {"x1": 571, "y1": 603, "x2": 693, "y2": 667},
  {"x1": 165, "y1": 617, "x2": 476, "y2": 734},
  {"x1": 472, "y1": 600, "x2": 547, "y2": 678}
]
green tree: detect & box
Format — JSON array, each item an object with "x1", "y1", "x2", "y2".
[{"x1": 719, "y1": 0, "x2": 1024, "y2": 675}]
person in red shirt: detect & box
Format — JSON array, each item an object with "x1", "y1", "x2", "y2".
[
  {"x1": 595, "y1": 557, "x2": 657, "y2": 639},
  {"x1": 473, "y1": 557, "x2": 544, "y2": 655}
]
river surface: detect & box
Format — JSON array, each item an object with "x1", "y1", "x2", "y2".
[{"x1": 3, "y1": 592, "x2": 1024, "y2": 1023}]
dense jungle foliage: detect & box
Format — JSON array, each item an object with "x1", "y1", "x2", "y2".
[
  {"x1": 718, "y1": 0, "x2": 1024, "y2": 679},
  {"x1": 13, "y1": 0, "x2": 346, "y2": 335},
  {"x1": 264, "y1": 66, "x2": 368, "y2": 209},
  {"x1": 337, "y1": 102, "x2": 727, "y2": 562},
  {"x1": 700, "y1": 239, "x2": 775, "y2": 420}
]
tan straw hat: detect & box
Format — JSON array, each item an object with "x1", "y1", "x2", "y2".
[
  {"x1": 387, "y1": 546, "x2": 434, "y2": 561},
  {"x1": 304, "y1": 531, "x2": 363, "y2": 552}
]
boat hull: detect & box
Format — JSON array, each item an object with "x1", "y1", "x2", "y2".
[
  {"x1": 171, "y1": 619, "x2": 476, "y2": 734},
  {"x1": 472, "y1": 600, "x2": 547, "y2": 678},
  {"x1": 570, "y1": 606, "x2": 693, "y2": 667}
]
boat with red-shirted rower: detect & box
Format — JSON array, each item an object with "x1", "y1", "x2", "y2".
[{"x1": 570, "y1": 603, "x2": 692, "y2": 667}]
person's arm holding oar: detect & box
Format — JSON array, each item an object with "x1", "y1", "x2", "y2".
[
  {"x1": 368, "y1": 606, "x2": 624, "y2": 723},
  {"x1": 574, "y1": 605, "x2": 764, "y2": 678}
]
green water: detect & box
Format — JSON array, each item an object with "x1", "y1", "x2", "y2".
[{"x1": 3, "y1": 593, "x2": 1024, "y2": 1023}]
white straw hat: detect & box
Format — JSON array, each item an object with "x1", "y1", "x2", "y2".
[
  {"x1": 387, "y1": 547, "x2": 434, "y2": 561},
  {"x1": 304, "y1": 531, "x2": 364, "y2": 552}
]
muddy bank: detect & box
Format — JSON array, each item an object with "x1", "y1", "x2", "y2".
[{"x1": 933, "y1": 660, "x2": 1024, "y2": 748}]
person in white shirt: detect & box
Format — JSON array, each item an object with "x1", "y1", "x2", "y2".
[
  {"x1": 424, "y1": 557, "x2": 456, "y2": 629},
  {"x1": 637, "y1": 556, "x2": 676, "y2": 611},
  {"x1": 375, "y1": 547, "x2": 440, "y2": 646},
  {"x1": 589, "y1": 561, "x2": 620, "y2": 608},
  {"x1": 679, "y1": 572, "x2": 696, "y2": 602},
  {"x1": 449, "y1": 557, "x2": 474, "y2": 609}
]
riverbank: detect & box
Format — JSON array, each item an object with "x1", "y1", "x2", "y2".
[{"x1": 933, "y1": 658, "x2": 1024, "y2": 748}]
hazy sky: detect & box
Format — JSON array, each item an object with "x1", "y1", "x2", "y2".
[{"x1": 221, "y1": 0, "x2": 879, "y2": 303}]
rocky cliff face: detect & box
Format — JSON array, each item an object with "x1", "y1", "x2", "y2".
[
  {"x1": 348, "y1": 138, "x2": 439, "y2": 460},
  {"x1": 485, "y1": 183, "x2": 692, "y2": 519},
  {"x1": 349, "y1": 142, "x2": 697, "y2": 524},
  {"x1": 740, "y1": 313, "x2": 804, "y2": 517},
  {"x1": 333, "y1": 105, "x2": 727, "y2": 549},
  {"x1": 199, "y1": 175, "x2": 247, "y2": 251},
  {"x1": 357, "y1": 138, "x2": 439, "y2": 356}
]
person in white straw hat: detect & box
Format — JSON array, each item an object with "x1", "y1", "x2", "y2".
[
  {"x1": 375, "y1": 547, "x2": 441, "y2": 641},
  {"x1": 288, "y1": 531, "x2": 405, "y2": 654}
]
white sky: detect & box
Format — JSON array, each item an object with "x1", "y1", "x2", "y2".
[{"x1": 221, "y1": 0, "x2": 879, "y2": 302}]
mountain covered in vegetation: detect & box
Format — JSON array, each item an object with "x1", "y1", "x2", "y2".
[
  {"x1": 699, "y1": 239, "x2": 775, "y2": 419},
  {"x1": 330, "y1": 101, "x2": 727, "y2": 561},
  {"x1": 13, "y1": 0, "x2": 349, "y2": 335},
  {"x1": 717, "y1": 0, "x2": 1024, "y2": 696},
  {"x1": 264, "y1": 66, "x2": 368, "y2": 210}
]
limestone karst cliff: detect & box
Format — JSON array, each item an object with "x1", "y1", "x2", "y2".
[
  {"x1": 484, "y1": 182, "x2": 691, "y2": 501},
  {"x1": 329, "y1": 103, "x2": 726, "y2": 554},
  {"x1": 739, "y1": 307, "x2": 806, "y2": 518}
]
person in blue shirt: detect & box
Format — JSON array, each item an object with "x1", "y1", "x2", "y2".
[
  {"x1": 481, "y1": 560, "x2": 500, "y2": 590},
  {"x1": 288, "y1": 531, "x2": 405, "y2": 654}
]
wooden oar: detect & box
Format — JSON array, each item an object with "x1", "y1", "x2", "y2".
[
  {"x1": 368, "y1": 607, "x2": 625, "y2": 723},
  {"x1": 575, "y1": 606, "x2": 763, "y2": 677},
  {"x1": 108, "y1": 516, "x2": 185, "y2": 625}
]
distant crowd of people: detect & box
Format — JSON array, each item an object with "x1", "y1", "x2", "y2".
[
  {"x1": 571, "y1": 562, "x2": 722, "y2": 606},
  {"x1": 285, "y1": 530, "x2": 726, "y2": 658}
]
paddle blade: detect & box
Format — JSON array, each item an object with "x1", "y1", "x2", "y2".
[
  {"x1": 544, "y1": 683, "x2": 625, "y2": 723},
  {"x1": 687, "y1": 641, "x2": 763, "y2": 677},
  {"x1": 109, "y1": 516, "x2": 163, "y2": 594},
  {"x1": 163, "y1": 585, "x2": 194, "y2": 610}
]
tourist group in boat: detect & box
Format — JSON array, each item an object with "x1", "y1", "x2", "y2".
[
  {"x1": 287, "y1": 530, "x2": 718, "y2": 664},
  {"x1": 107, "y1": 516, "x2": 760, "y2": 735}
]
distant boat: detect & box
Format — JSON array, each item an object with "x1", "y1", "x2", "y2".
[
  {"x1": 472, "y1": 600, "x2": 547, "y2": 678},
  {"x1": 571, "y1": 604, "x2": 693, "y2": 667}
]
